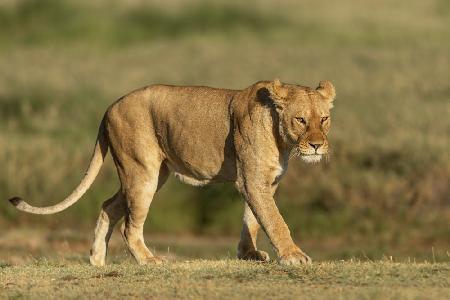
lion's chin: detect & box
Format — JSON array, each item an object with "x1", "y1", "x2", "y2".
[{"x1": 300, "y1": 154, "x2": 322, "y2": 164}]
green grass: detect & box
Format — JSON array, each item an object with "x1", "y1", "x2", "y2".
[
  {"x1": 0, "y1": 260, "x2": 448, "y2": 299},
  {"x1": 0, "y1": 0, "x2": 287, "y2": 47}
]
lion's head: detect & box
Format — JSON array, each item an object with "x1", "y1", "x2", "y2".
[{"x1": 264, "y1": 79, "x2": 336, "y2": 163}]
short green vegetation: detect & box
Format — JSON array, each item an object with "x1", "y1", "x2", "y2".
[{"x1": 1, "y1": 260, "x2": 448, "y2": 299}]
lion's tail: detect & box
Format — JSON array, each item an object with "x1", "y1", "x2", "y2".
[{"x1": 8, "y1": 118, "x2": 109, "y2": 215}]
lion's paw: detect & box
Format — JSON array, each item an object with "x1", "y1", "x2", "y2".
[
  {"x1": 238, "y1": 250, "x2": 270, "y2": 262},
  {"x1": 141, "y1": 256, "x2": 167, "y2": 265},
  {"x1": 279, "y1": 251, "x2": 312, "y2": 266},
  {"x1": 89, "y1": 255, "x2": 105, "y2": 267}
]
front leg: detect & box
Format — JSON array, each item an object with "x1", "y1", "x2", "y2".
[
  {"x1": 237, "y1": 202, "x2": 270, "y2": 262},
  {"x1": 237, "y1": 180, "x2": 311, "y2": 265}
]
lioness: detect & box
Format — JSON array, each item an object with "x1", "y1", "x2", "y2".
[{"x1": 9, "y1": 79, "x2": 336, "y2": 266}]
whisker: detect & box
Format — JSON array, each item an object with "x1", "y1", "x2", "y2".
[{"x1": 289, "y1": 147, "x2": 300, "y2": 160}]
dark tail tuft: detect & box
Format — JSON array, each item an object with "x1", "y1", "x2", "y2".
[{"x1": 9, "y1": 197, "x2": 22, "y2": 206}]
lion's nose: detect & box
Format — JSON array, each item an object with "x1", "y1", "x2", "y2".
[{"x1": 309, "y1": 142, "x2": 322, "y2": 150}]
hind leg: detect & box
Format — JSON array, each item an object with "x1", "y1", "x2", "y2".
[
  {"x1": 90, "y1": 191, "x2": 126, "y2": 266},
  {"x1": 119, "y1": 163, "x2": 169, "y2": 264}
]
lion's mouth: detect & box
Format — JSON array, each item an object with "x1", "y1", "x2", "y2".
[
  {"x1": 300, "y1": 154, "x2": 323, "y2": 164},
  {"x1": 290, "y1": 148, "x2": 323, "y2": 163}
]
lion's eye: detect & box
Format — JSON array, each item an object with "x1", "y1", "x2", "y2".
[
  {"x1": 321, "y1": 116, "x2": 329, "y2": 123},
  {"x1": 295, "y1": 117, "x2": 306, "y2": 125}
]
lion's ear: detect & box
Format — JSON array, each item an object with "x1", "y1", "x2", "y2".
[
  {"x1": 316, "y1": 80, "x2": 336, "y2": 108},
  {"x1": 267, "y1": 79, "x2": 289, "y2": 109}
]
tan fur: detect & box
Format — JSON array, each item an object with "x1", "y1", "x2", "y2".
[{"x1": 9, "y1": 79, "x2": 336, "y2": 266}]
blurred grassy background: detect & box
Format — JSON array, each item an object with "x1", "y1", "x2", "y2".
[{"x1": 0, "y1": 0, "x2": 449, "y2": 261}]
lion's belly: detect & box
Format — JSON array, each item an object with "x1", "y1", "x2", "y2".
[
  {"x1": 164, "y1": 139, "x2": 236, "y2": 185},
  {"x1": 150, "y1": 86, "x2": 237, "y2": 184},
  {"x1": 172, "y1": 172, "x2": 213, "y2": 186}
]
